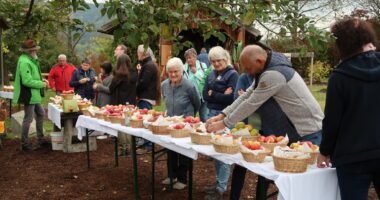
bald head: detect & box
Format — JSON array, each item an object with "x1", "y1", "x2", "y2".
[{"x1": 240, "y1": 45, "x2": 268, "y2": 75}]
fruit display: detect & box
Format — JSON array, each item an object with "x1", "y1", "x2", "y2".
[
  {"x1": 242, "y1": 141, "x2": 262, "y2": 151},
  {"x1": 50, "y1": 95, "x2": 63, "y2": 105},
  {"x1": 272, "y1": 146, "x2": 310, "y2": 173},
  {"x1": 290, "y1": 141, "x2": 319, "y2": 164},
  {"x1": 257, "y1": 135, "x2": 286, "y2": 143},
  {"x1": 240, "y1": 141, "x2": 268, "y2": 163},
  {"x1": 77, "y1": 98, "x2": 92, "y2": 110},
  {"x1": 231, "y1": 122, "x2": 260, "y2": 138},
  {"x1": 168, "y1": 123, "x2": 193, "y2": 138},
  {"x1": 82, "y1": 105, "x2": 99, "y2": 116},
  {"x1": 211, "y1": 134, "x2": 240, "y2": 154},
  {"x1": 62, "y1": 90, "x2": 74, "y2": 94},
  {"x1": 102, "y1": 105, "x2": 126, "y2": 116},
  {"x1": 257, "y1": 135, "x2": 289, "y2": 153},
  {"x1": 2, "y1": 85, "x2": 14, "y2": 92},
  {"x1": 183, "y1": 116, "x2": 200, "y2": 124}
]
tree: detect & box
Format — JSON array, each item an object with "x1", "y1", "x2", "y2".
[{"x1": 0, "y1": 0, "x2": 95, "y2": 74}]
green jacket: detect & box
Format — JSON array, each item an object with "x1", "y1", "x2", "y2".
[
  {"x1": 13, "y1": 54, "x2": 45, "y2": 104},
  {"x1": 183, "y1": 60, "x2": 208, "y2": 100}
]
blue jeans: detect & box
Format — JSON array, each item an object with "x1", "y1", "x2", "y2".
[
  {"x1": 336, "y1": 159, "x2": 380, "y2": 200},
  {"x1": 208, "y1": 108, "x2": 231, "y2": 193},
  {"x1": 137, "y1": 100, "x2": 153, "y2": 110},
  {"x1": 300, "y1": 130, "x2": 322, "y2": 145},
  {"x1": 138, "y1": 100, "x2": 153, "y2": 148},
  {"x1": 199, "y1": 100, "x2": 208, "y2": 123}
]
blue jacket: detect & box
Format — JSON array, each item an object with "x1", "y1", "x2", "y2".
[
  {"x1": 203, "y1": 66, "x2": 238, "y2": 110},
  {"x1": 69, "y1": 67, "x2": 96, "y2": 100},
  {"x1": 198, "y1": 52, "x2": 209, "y2": 67},
  {"x1": 234, "y1": 73, "x2": 254, "y2": 100}
]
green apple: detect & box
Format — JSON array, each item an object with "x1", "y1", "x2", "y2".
[
  {"x1": 250, "y1": 129, "x2": 259, "y2": 136},
  {"x1": 235, "y1": 122, "x2": 246, "y2": 129}
]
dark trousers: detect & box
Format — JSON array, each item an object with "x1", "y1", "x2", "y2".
[
  {"x1": 21, "y1": 104, "x2": 45, "y2": 146},
  {"x1": 337, "y1": 159, "x2": 380, "y2": 200},
  {"x1": 167, "y1": 150, "x2": 189, "y2": 184}
]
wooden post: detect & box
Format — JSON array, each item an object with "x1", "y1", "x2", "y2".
[
  {"x1": 159, "y1": 38, "x2": 172, "y2": 81},
  {"x1": 309, "y1": 52, "x2": 314, "y2": 86}
]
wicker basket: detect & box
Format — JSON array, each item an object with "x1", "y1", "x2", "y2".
[
  {"x1": 78, "y1": 103, "x2": 90, "y2": 111},
  {"x1": 82, "y1": 109, "x2": 91, "y2": 117},
  {"x1": 241, "y1": 151, "x2": 267, "y2": 163},
  {"x1": 150, "y1": 125, "x2": 169, "y2": 135},
  {"x1": 191, "y1": 133, "x2": 211, "y2": 145},
  {"x1": 61, "y1": 93, "x2": 74, "y2": 100},
  {"x1": 95, "y1": 112, "x2": 104, "y2": 120},
  {"x1": 103, "y1": 115, "x2": 112, "y2": 122},
  {"x1": 130, "y1": 119, "x2": 144, "y2": 128},
  {"x1": 260, "y1": 143, "x2": 287, "y2": 153},
  {"x1": 211, "y1": 141, "x2": 239, "y2": 154},
  {"x1": 306, "y1": 152, "x2": 318, "y2": 165},
  {"x1": 169, "y1": 129, "x2": 191, "y2": 138},
  {"x1": 109, "y1": 116, "x2": 125, "y2": 125},
  {"x1": 272, "y1": 155, "x2": 308, "y2": 173}
]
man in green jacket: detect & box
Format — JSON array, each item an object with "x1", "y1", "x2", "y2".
[{"x1": 13, "y1": 39, "x2": 50, "y2": 152}]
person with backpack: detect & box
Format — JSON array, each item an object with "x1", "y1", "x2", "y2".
[{"x1": 183, "y1": 48, "x2": 210, "y2": 122}]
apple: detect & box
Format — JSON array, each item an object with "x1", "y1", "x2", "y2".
[
  {"x1": 258, "y1": 136, "x2": 266, "y2": 142},
  {"x1": 174, "y1": 124, "x2": 185, "y2": 129},
  {"x1": 136, "y1": 115, "x2": 143, "y2": 120},
  {"x1": 276, "y1": 136, "x2": 285, "y2": 142},
  {"x1": 249, "y1": 141, "x2": 261, "y2": 150},
  {"x1": 193, "y1": 117, "x2": 200, "y2": 123}
]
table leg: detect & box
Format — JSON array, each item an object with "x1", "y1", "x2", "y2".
[
  {"x1": 131, "y1": 136, "x2": 140, "y2": 200},
  {"x1": 151, "y1": 143, "x2": 155, "y2": 200},
  {"x1": 8, "y1": 99, "x2": 11, "y2": 118},
  {"x1": 86, "y1": 128, "x2": 90, "y2": 169},
  {"x1": 188, "y1": 158, "x2": 193, "y2": 200},
  {"x1": 256, "y1": 175, "x2": 269, "y2": 200},
  {"x1": 168, "y1": 150, "x2": 173, "y2": 191},
  {"x1": 114, "y1": 136, "x2": 118, "y2": 167}
]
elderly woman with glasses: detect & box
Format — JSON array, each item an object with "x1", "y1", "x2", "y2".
[
  {"x1": 202, "y1": 46, "x2": 239, "y2": 200},
  {"x1": 161, "y1": 57, "x2": 201, "y2": 190},
  {"x1": 183, "y1": 48, "x2": 211, "y2": 122}
]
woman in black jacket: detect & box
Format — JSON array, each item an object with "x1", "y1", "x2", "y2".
[
  {"x1": 109, "y1": 54, "x2": 137, "y2": 156},
  {"x1": 109, "y1": 54, "x2": 137, "y2": 105},
  {"x1": 318, "y1": 18, "x2": 380, "y2": 200}
]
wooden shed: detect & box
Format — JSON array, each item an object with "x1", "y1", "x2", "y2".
[{"x1": 98, "y1": 7, "x2": 261, "y2": 72}]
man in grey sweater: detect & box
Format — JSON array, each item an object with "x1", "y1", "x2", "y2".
[
  {"x1": 207, "y1": 44, "x2": 323, "y2": 144},
  {"x1": 207, "y1": 45, "x2": 324, "y2": 200}
]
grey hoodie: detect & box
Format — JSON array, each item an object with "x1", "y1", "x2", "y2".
[{"x1": 223, "y1": 52, "x2": 324, "y2": 136}]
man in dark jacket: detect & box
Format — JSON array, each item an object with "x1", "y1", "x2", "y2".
[
  {"x1": 69, "y1": 58, "x2": 97, "y2": 100},
  {"x1": 317, "y1": 18, "x2": 380, "y2": 200},
  {"x1": 136, "y1": 44, "x2": 159, "y2": 109}
]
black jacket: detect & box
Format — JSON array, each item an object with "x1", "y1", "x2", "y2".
[
  {"x1": 320, "y1": 51, "x2": 380, "y2": 166},
  {"x1": 203, "y1": 66, "x2": 239, "y2": 110},
  {"x1": 109, "y1": 72, "x2": 138, "y2": 105},
  {"x1": 136, "y1": 57, "x2": 158, "y2": 101}
]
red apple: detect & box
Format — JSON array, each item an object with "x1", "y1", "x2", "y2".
[
  {"x1": 174, "y1": 124, "x2": 185, "y2": 129},
  {"x1": 193, "y1": 117, "x2": 200, "y2": 123},
  {"x1": 276, "y1": 136, "x2": 285, "y2": 142},
  {"x1": 136, "y1": 115, "x2": 143, "y2": 120}
]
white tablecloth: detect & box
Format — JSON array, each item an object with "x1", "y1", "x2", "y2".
[
  {"x1": 74, "y1": 116, "x2": 340, "y2": 200},
  {"x1": 47, "y1": 103, "x2": 62, "y2": 129},
  {"x1": 76, "y1": 115, "x2": 118, "y2": 140},
  {"x1": 0, "y1": 91, "x2": 13, "y2": 99}
]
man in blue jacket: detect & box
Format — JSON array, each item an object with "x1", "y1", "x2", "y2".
[{"x1": 70, "y1": 58, "x2": 97, "y2": 100}]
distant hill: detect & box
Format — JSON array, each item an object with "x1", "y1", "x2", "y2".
[{"x1": 73, "y1": 3, "x2": 113, "y2": 55}]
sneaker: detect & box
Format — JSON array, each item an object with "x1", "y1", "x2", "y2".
[
  {"x1": 21, "y1": 143, "x2": 35, "y2": 152},
  {"x1": 203, "y1": 185, "x2": 217, "y2": 194},
  {"x1": 204, "y1": 189, "x2": 223, "y2": 200},
  {"x1": 173, "y1": 182, "x2": 187, "y2": 190},
  {"x1": 162, "y1": 177, "x2": 177, "y2": 185}
]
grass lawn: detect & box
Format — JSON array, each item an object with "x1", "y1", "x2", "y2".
[{"x1": 3, "y1": 84, "x2": 326, "y2": 139}]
